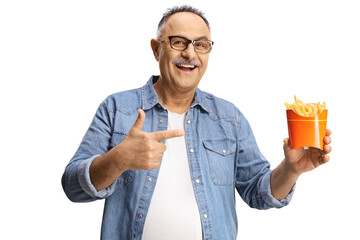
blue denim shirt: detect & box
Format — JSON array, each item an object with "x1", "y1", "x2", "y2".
[{"x1": 62, "y1": 76, "x2": 294, "y2": 240}]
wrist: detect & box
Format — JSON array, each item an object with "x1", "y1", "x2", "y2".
[
  {"x1": 111, "y1": 144, "x2": 130, "y2": 174},
  {"x1": 279, "y1": 159, "x2": 301, "y2": 181},
  {"x1": 271, "y1": 160, "x2": 299, "y2": 200}
]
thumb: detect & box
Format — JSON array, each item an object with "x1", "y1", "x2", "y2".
[
  {"x1": 131, "y1": 109, "x2": 146, "y2": 131},
  {"x1": 283, "y1": 138, "x2": 291, "y2": 152}
]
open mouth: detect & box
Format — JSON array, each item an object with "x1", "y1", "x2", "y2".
[{"x1": 175, "y1": 63, "x2": 197, "y2": 71}]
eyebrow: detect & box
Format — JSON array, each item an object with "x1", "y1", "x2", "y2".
[
  {"x1": 195, "y1": 36, "x2": 210, "y2": 41},
  {"x1": 175, "y1": 35, "x2": 210, "y2": 41}
]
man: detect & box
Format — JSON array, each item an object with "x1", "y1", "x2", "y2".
[{"x1": 62, "y1": 5, "x2": 332, "y2": 240}]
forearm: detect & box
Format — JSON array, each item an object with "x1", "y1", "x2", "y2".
[
  {"x1": 90, "y1": 147, "x2": 128, "y2": 191},
  {"x1": 270, "y1": 159, "x2": 300, "y2": 200}
]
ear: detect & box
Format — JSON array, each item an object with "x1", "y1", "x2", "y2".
[{"x1": 150, "y1": 38, "x2": 160, "y2": 61}]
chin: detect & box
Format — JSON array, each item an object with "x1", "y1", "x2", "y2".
[{"x1": 175, "y1": 77, "x2": 200, "y2": 90}]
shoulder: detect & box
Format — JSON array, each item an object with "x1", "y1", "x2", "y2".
[
  {"x1": 101, "y1": 87, "x2": 142, "y2": 116},
  {"x1": 200, "y1": 90, "x2": 243, "y2": 124}
]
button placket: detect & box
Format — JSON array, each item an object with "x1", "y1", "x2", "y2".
[
  {"x1": 133, "y1": 108, "x2": 168, "y2": 237},
  {"x1": 184, "y1": 108, "x2": 212, "y2": 236}
]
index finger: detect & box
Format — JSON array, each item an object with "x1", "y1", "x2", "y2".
[{"x1": 152, "y1": 129, "x2": 185, "y2": 142}]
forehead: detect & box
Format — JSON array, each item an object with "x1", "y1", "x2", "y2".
[{"x1": 162, "y1": 12, "x2": 210, "y2": 39}]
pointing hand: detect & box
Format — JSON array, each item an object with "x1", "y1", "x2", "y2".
[{"x1": 115, "y1": 109, "x2": 184, "y2": 170}]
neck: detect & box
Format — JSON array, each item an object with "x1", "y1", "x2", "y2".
[{"x1": 154, "y1": 77, "x2": 196, "y2": 114}]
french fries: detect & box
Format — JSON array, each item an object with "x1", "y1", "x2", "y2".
[{"x1": 285, "y1": 95, "x2": 326, "y2": 117}]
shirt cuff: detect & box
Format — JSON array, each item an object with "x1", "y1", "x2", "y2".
[
  {"x1": 77, "y1": 155, "x2": 116, "y2": 199},
  {"x1": 260, "y1": 170, "x2": 295, "y2": 208}
]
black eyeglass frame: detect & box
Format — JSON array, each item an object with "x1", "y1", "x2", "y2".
[{"x1": 161, "y1": 35, "x2": 214, "y2": 54}]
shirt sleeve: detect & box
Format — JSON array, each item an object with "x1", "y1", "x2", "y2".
[
  {"x1": 61, "y1": 102, "x2": 116, "y2": 202},
  {"x1": 258, "y1": 170, "x2": 295, "y2": 208},
  {"x1": 77, "y1": 155, "x2": 117, "y2": 199},
  {"x1": 235, "y1": 111, "x2": 295, "y2": 209}
]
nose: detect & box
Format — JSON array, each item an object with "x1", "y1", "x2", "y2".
[{"x1": 181, "y1": 42, "x2": 197, "y2": 59}]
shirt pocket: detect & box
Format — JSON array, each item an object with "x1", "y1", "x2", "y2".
[
  {"x1": 203, "y1": 139, "x2": 236, "y2": 186},
  {"x1": 111, "y1": 132, "x2": 134, "y2": 186},
  {"x1": 110, "y1": 132, "x2": 127, "y2": 148}
]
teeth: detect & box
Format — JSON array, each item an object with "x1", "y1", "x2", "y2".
[{"x1": 177, "y1": 64, "x2": 195, "y2": 68}]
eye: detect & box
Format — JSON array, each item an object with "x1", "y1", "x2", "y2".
[
  {"x1": 171, "y1": 37, "x2": 188, "y2": 49},
  {"x1": 195, "y1": 41, "x2": 209, "y2": 49},
  {"x1": 173, "y1": 40, "x2": 185, "y2": 45}
]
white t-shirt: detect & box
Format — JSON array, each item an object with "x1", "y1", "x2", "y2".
[{"x1": 142, "y1": 111, "x2": 202, "y2": 240}]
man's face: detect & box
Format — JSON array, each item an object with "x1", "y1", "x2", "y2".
[{"x1": 152, "y1": 12, "x2": 211, "y2": 93}]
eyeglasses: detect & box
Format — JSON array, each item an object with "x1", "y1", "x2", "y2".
[{"x1": 161, "y1": 35, "x2": 214, "y2": 54}]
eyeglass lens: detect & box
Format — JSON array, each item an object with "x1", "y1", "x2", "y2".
[{"x1": 170, "y1": 36, "x2": 212, "y2": 53}]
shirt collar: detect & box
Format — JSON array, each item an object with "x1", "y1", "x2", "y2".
[
  {"x1": 141, "y1": 75, "x2": 160, "y2": 110},
  {"x1": 141, "y1": 75, "x2": 210, "y2": 113}
]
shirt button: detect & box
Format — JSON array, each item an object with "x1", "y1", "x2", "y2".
[
  {"x1": 138, "y1": 214, "x2": 142, "y2": 219},
  {"x1": 190, "y1": 149, "x2": 194, "y2": 153},
  {"x1": 222, "y1": 150, "x2": 227, "y2": 153},
  {"x1": 187, "y1": 120, "x2": 191, "y2": 124},
  {"x1": 203, "y1": 214, "x2": 208, "y2": 219},
  {"x1": 159, "y1": 119, "x2": 164, "y2": 123},
  {"x1": 147, "y1": 178, "x2": 152, "y2": 182},
  {"x1": 195, "y1": 179, "x2": 200, "y2": 184}
]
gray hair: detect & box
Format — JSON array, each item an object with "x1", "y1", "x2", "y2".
[{"x1": 157, "y1": 5, "x2": 210, "y2": 38}]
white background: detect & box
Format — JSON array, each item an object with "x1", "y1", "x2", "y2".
[{"x1": 1, "y1": 0, "x2": 359, "y2": 239}]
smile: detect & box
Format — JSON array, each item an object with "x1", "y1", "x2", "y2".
[{"x1": 175, "y1": 63, "x2": 197, "y2": 71}]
